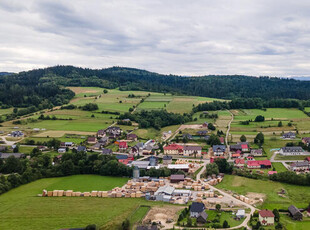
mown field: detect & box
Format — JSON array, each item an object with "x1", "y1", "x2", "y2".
[
  {"x1": 0, "y1": 175, "x2": 168, "y2": 230},
  {"x1": 216, "y1": 175, "x2": 310, "y2": 210}
]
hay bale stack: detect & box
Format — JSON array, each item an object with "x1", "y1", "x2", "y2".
[
  {"x1": 75, "y1": 192, "x2": 82, "y2": 197},
  {"x1": 102, "y1": 191, "x2": 108, "y2": 198},
  {"x1": 42, "y1": 190, "x2": 47, "y2": 197},
  {"x1": 136, "y1": 191, "x2": 142, "y2": 198},
  {"x1": 97, "y1": 191, "x2": 102, "y2": 197},
  {"x1": 131, "y1": 193, "x2": 136, "y2": 198},
  {"x1": 240, "y1": 195, "x2": 245, "y2": 201},
  {"x1": 197, "y1": 192, "x2": 203, "y2": 197},
  {"x1": 57, "y1": 190, "x2": 64, "y2": 196},
  {"x1": 47, "y1": 191, "x2": 53, "y2": 197},
  {"x1": 72, "y1": 192, "x2": 76, "y2": 197},
  {"x1": 91, "y1": 191, "x2": 98, "y2": 197},
  {"x1": 209, "y1": 192, "x2": 214, "y2": 197},
  {"x1": 205, "y1": 184, "x2": 210, "y2": 189},
  {"x1": 116, "y1": 192, "x2": 122, "y2": 198},
  {"x1": 196, "y1": 197, "x2": 202, "y2": 202},
  {"x1": 84, "y1": 192, "x2": 90, "y2": 197},
  {"x1": 52, "y1": 190, "x2": 58, "y2": 196},
  {"x1": 125, "y1": 193, "x2": 131, "y2": 198},
  {"x1": 65, "y1": 190, "x2": 73, "y2": 197}
]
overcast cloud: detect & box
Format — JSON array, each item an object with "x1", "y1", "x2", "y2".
[{"x1": 0, "y1": 0, "x2": 310, "y2": 77}]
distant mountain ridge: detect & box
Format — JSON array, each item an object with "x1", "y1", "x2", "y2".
[
  {"x1": 0, "y1": 72, "x2": 14, "y2": 76},
  {"x1": 8, "y1": 65, "x2": 310, "y2": 101}
]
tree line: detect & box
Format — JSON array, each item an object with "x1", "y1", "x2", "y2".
[{"x1": 119, "y1": 110, "x2": 192, "y2": 130}]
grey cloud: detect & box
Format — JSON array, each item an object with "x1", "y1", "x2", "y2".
[{"x1": 0, "y1": 0, "x2": 310, "y2": 77}]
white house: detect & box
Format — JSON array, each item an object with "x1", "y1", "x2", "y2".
[
  {"x1": 259, "y1": 210, "x2": 274, "y2": 226},
  {"x1": 58, "y1": 148, "x2": 66, "y2": 153},
  {"x1": 183, "y1": 145, "x2": 202, "y2": 157},
  {"x1": 279, "y1": 147, "x2": 305, "y2": 156}
]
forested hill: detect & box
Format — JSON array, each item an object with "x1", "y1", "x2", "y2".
[{"x1": 5, "y1": 65, "x2": 310, "y2": 102}]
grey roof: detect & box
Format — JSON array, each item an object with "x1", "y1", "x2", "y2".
[
  {"x1": 154, "y1": 185, "x2": 175, "y2": 196},
  {"x1": 197, "y1": 130, "x2": 208, "y2": 135},
  {"x1": 170, "y1": 174, "x2": 185, "y2": 180},
  {"x1": 130, "y1": 161, "x2": 150, "y2": 169},
  {"x1": 213, "y1": 145, "x2": 226, "y2": 152},
  {"x1": 184, "y1": 145, "x2": 202, "y2": 151},
  {"x1": 77, "y1": 146, "x2": 87, "y2": 152},
  {"x1": 251, "y1": 149, "x2": 263, "y2": 154},
  {"x1": 281, "y1": 146, "x2": 304, "y2": 152},
  {"x1": 99, "y1": 136, "x2": 109, "y2": 143},
  {"x1": 288, "y1": 205, "x2": 301, "y2": 216},
  {"x1": 283, "y1": 132, "x2": 296, "y2": 137},
  {"x1": 197, "y1": 211, "x2": 208, "y2": 221},
  {"x1": 102, "y1": 148, "x2": 113, "y2": 154},
  {"x1": 190, "y1": 202, "x2": 205, "y2": 213},
  {"x1": 291, "y1": 162, "x2": 309, "y2": 167},
  {"x1": 163, "y1": 155, "x2": 172, "y2": 160},
  {"x1": 230, "y1": 144, "x2": 242, "y2": 149}
]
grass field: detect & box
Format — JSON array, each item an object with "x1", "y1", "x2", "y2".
[
  {"x1": 0, "y1": 175, "x2": 165, "y2": 230},
  {"x1": 45, "y1": 175, "x2": 128, "y2": 192},
  {"x1": 216, "y1": 175, "x2": 310, "y2": 210},
  {"x1": 272, "y1": 162, "x2": 288, "y2": 173}
]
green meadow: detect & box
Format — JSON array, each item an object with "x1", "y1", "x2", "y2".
[
  {"x1": 216, "y1": 175, "x2": 310, "y2": 210},
  {"x1": 0, "y1": 175, "x2": 165, "y2": 230}
]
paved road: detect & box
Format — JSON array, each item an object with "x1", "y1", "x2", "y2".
[
  {"x1": 209, "y1": 185, "x2": 256, "y2": 230},
  {"x1": 196, "y1": 160, "x2": 208, "y2": 181},
  {"x1": 226, "y1": 110, "x2": 234, "y2": 160}
]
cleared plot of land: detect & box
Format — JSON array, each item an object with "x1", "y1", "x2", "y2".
[
  {"x1": 216, "y1": 175, "x2": 310, "y2": 210},
  {"x1": 0, "y1": 175, "x2": 161, "y2": 230},
  {"x1": 34, "y1": 130, "x2": 95, "y2": 138},
  {"x1": 281, "y1": 214, "x2": 310, "y2": 230}
]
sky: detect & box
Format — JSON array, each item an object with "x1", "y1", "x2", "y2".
[{"x1": 0, "y1": 0, "x2": 310, "y2": 77}]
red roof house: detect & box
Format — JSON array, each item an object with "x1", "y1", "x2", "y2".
[
  {"x1": 234, "y1": 158, "x2": 245, "y2": 168},
  {"x1": 247, "y1": 160, "x2": 271, "y2": 169},
  {"x1": 305, "y1": 157, "x2": 310, "y2": 162},
  {"x1": 232, "y1": 153, "x2": 241, "y2": 158},
  {"x1": 119, "y1": 142, "x2": 128, "y2": 151},
  {"x1": 164, "y1": 144, "x2": 184, "y2": 154}
]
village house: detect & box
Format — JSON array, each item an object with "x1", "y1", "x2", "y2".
[
  {"x1": 232, "y1": 152, "x2": 241, "y2": 158},
  {"x1": 302, "y1": 137, "x2": 310, "y2": 146},
  {"x1": 196, "y1": 211, "x2": 208, "y2": 224},
  {"x1": 96, "y1": 129, "x2": 106, "y2": 138},
  {"x1": 182, "y1": 133, "x2": 193, "y2": 140},
  {"x1": 289, "y1": 161, "x2": 310, "y2": 172},
  {"x1": 247, "y1": 160, "x2": 271, "y2": 169},
  {"x1": 101, "y1": 148, "x2": 113, "y2": 155},
  {"x1": 197, "y1": 130, "x2": 208, "y2": 136},
  {"x1": 190, "y1": 202, "x2": 206, "y2": 218},
  {"x1": 306, "y1": 157, "x2": 310, "y2": 162},
  {"x1": 163, "y1": 155, "x2": 172, "y2": 165},
  {"x1": 279, "y1": 146, "x2": 305, "y2": 156},
  {"x1": 219, "y1": 137, "x2": 225, "y2": 145},
  {"x1": 155, "y1": 185, "x2": 175, "y2": 202},
  {"x1": 234, "y1": 158, "x2": 245, "y2": 168},
  {"x1": 167, "y1": 164, "x2": 189, "y2": 172},
  {"x1": 230, "y1": 144, "x2": 242, "y2": 152},
  {"x1": 98, "y1": 136, "x2": 109, "y2": 146},
  {"x1": 58, "y1": 148, "x2": 66, "y2": 153},
  {"x1": 119, "y1": 141, "x2": 128, "y2": 152},
  {"x1": 60, "y1": 142, "x2": 73, "y2": 147},
  {"x1": 170, "y1": 174, "x2": 185, "y2": 183},
  {"x1": 183, "y1": 145, "x2": 202, "y2": 157},
  {"x1": 164, "y1": 144, "x2": 183, "y2": 155},
  {"x1": 250, "y1": 149, "x2": 263, "y2": 156},
  {"x1": 258, "y1": 210, "x2": 274, "y2": 226},
  {"x1": 127, "y1": 133, "x2": 138, "y2": 141},
  {"x1": 90, "y1": 142, "x2": 103, "y2": 150},
  {"x1": 212, "y1": 145, "x2": 226, "y2": 156},
  {"x1": 117, "y1": 154, "x2": 134, "y2": 165},
  {"x1": 87, "y1": 136, "x2": 97, "y2": 144},
  {"x1": 288, "y1": 205, "x2": 303, "y2": 221},
  {"x1": 236, "y1": 209, "x2": 245, "y2": 219},
  {"x1": 131, "y1": 142, "x2": 144, "y2": 155},
  {"x1": 77, "y1": 145, "x2": 87, "y2": 152},
  {"x1": 105, "y1": 126, "x2": 122, "y2": 138},
  {"x1": 282, "y1": 132, "x2": 296, "y2": 139},
  {"x1": 130, "y1": 160, "x2": 150, "y2": 169},
  {"x1": 10, "y1": 130, "x2": 24, "y2": 137},
  {"x1": 237, "y1": 142, "x2": 250, "y2": 152},
  {"x1": 202, "y1": 122, "x2": 208, "y2": 128}
]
